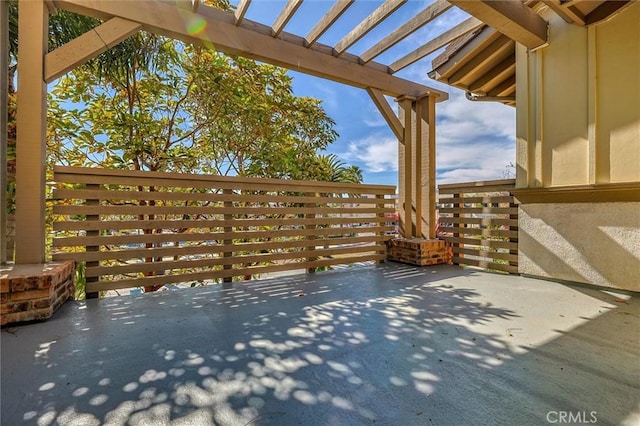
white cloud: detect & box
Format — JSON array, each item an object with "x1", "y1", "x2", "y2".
[
  {"x1": 343, "y1": 136, "x2": 398, "y2": 173},
  {"x1": 338, "y1": 89, "x2": 515, "y2": 185}
]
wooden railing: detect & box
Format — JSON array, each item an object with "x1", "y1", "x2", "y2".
[
  {"x1": 52, "y1": 167, "x2": 396, "y2": 295},
  {"x1": 437, "y1": 179, "x2": 518, "y2": 274}
]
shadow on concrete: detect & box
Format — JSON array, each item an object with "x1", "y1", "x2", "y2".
[{"x1": 1, "y1": 263, "x2": 638, "y2": 425}]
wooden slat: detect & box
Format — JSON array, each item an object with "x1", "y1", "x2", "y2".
[
  {"x1": 55, "y1": 173, "x2": 394, "y2": 195},
  {"x1": 437, "y1": 216, "x2": 518, "y2": 227},
  {"x1": 438, "y1": 186, "x2": 515, "y2": 195},
  {"x1": 52, "y1": 235, "x2": 391, "y2": 262},
  {"x1": 453, "y1": 247, "x2": 518, "y2": 263},
  {"x1": 360, "y1": 0, "x2": 452, "y2": 63},
  {"x1": 452, "y1": 256, "x2": 518, "y2": 274},
  {"x1": 86, "y1": 253, "x2": 385, "y2": 292},
  {"x1": 389, "y1": 17, "x2": 483, "y2": 73},
  {"x1": 54, "y1": 166, "x2": 395, "y2": 192},
  {"x1": 333, "y1": 0, "x2": 407, "y2": 55},
  {"x1": 53, "y1": 188, "x2": 393, "y2": 205},
  {"x1": 439, "y1": 207, "x2": 517, "y2": 215},
  {"x1": 305, "y1": 0, "x2": 354, "y2": 47},
  {"x1": 439, "y1": 226, "x2": 518, "y2": 239},
  {"x1": 53, "y1": 216, "x2": 392, "y2": 232},
  {"x1": 438, "y1": 195, "x2": 515, "y2": 204},
  {"x1": 53, "y1": 204, "x2": 393, "y2": 216},
  {"x1": 234, "y1": 0, "x2": 251, "y2": 25},
  {"x1": 440, "y1": 236, "x2": 517, "y2": 251},
  {"x1": 272, "y1": 0, "x2": 303, "y2": 37},
  {"x1": 54, "y1": 225, "x2": 394, "y2": 247},
  {"x1": 85, "y1": 244, "x2": 384, "y2": 277}
]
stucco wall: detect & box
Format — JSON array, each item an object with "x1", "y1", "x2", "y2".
[
  {"x1": 516, "y1": 3, "x2": 640, "y2": 187},
  {"x1": 519, "y1": 203, "x2": 640, "y2": 292},
  {"x1": 515, "y1": 4, "x2": 640, "y2": 291}
]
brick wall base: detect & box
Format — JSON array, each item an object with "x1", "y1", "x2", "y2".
[
  {"x1": 386, "y1": 238, "x2": 452, "y2": 266},
  {"x1": 1, "y1": 261, "x2": 75, "y2": 326}
]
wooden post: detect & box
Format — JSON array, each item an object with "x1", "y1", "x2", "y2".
[
  {"x1": 376, "y1": 194, "x2": 386, "y2": 263},
  {"x1": 453, "y1": 192, "x2": 462, "y2": 265},
  {"x1": 415, "y1": 100, "x2": 423, "y2": 239},
  {"x1": 398, "y1": 96, "x2": 415, "y2": 239},
  {"x1": 426, "y1": 96, "x2": 436, "y2": 240},
  {"x1": 223, "y1": 188, "x2": 233, "y2": 283},
  {"x1": 508, "y1": 189, "x2": 518, "y2": 273},
  {"x1": 0, "y1": 1, "x2": 8, "y2": 264},
  {"x1": 15, "y1": 0, "x2": 48, "y2": 263},
  {"x1": 306, "y1": 192, "x2": 317, "y2": 273},
  {"x1": 85, "y1": 184, "x2": 100, "y2": 299}
]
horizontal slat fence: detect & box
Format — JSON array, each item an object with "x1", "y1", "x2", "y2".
[
  {"x1": 52, "y1": 166, "x2": 396, "y2": 295},
  {"x1": 437, "y1": 179, "x2": 518, "y2": 274}
]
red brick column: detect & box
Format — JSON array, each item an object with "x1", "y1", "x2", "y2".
[
  {"x1": 1, "y1": 261, "x2": 75, "y2": 326},
  {"x1": 386, "y1": 238, "x2": 453, "y2": 266}
]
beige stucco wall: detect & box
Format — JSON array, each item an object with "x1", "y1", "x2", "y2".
[
  {"x1": 516, "y1": 3, "x2": 640, "y2": 187},
  {"x1": 515, "y1": 3, "x2": 640, "y2": 291},
  {"x1": 519, "y1": 203, "x2": 640, "y2": 292}
]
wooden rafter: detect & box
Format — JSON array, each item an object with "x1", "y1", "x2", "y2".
[
  {"x1": 448, "y1": 0, "x2": 548, "y2": 48},
  {"x1": 542, "y1": 0, "x2": 585, "y2": 25},
  {"x1": 333, "y1": 0, "x2": 407, "y2": 56},
  {"x1": 360, "y1": 0, "x2": 452, "y2": 64},
  {"x1": 586, "y1": 1, "x2": 632, "y2": 25},
  {"x1": 487, "y1": 75, "x2": 515, "y2": 96},
  {"x1": 54, "y1": 0, "x2": 448, "y2": 99},
  {"x1": 366, "y1": 87, "x2": 403, "y2": 142},
  {"x1": 272, "y1": 0, "x2": 303, "y2": 37},
  {"x1": 44, "y1": 17, "x2": 142, "y2": 83},
  {"x1": 390, "y1": 17, "x2": 483, "y2": 73},
  {"x1": 560, "y1": 0, "x2": 585, "y2": 8},
  {"x1": 305, "y1": 0, "x2": 354, "y2": 47},
  {"x1": 468, "y1": 55, "x2": 515, "y2": 92},
  {"x1": 447, "y1": 37, "x2": 513, "y2": 84},
  {"x1": 235, "y1": 0, "x2": 251, "y2": 25}
]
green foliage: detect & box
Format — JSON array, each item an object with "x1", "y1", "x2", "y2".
[{"x1": 48, "y1": 36, "x2": 341, "y2": 181}]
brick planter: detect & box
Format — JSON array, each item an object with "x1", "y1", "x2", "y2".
[
  {"x1": 386, "y1": 238, "x2": 452, "y2": 266},
  {"x1": 1, "y1": 261, "x2": 75, "y2": 326}
]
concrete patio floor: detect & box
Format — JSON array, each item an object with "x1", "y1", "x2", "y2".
[{"x1": 2, "y1": 263, "x2": 639, "y2": 425}]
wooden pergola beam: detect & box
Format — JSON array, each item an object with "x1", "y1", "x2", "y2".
[
  {"x1": 448, "y1": 0, "x2": 548, "y2": 49},
  {"x1": 360, "y1": 0, "x2": 452, "y2": 64},
  {"x1": 366, "y1": 87, "x2": 403, "y2": 142},
  {"x1": 305, "y1": 0, "x2": 354, "y2": 47},
  {"x1": 333, "y1": 0, "x2": 407, "y2": 56},
  {"x1": 390, "y1": 17, "x2": 483, "y2": 73},
  {"x1": 54, "y1": 0, "x2": 448, "y2": 99},
  {"x1": 44, "y1": 17, "x2": 142, "y2": 83},
  {"x1": 234, "y1": 0, "x2": 251, "y2": 25},
  {"x1": 272, "y1": 0, "x2": 302, "y2": 37}
]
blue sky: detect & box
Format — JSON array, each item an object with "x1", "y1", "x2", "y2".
[{"x1": 235, "y1": 0, "x2": 516, "y2": 186}]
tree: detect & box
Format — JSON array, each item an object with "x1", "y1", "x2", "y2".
[{"x1": 49, "y1": 41, "x2": 338, "y2": 179}]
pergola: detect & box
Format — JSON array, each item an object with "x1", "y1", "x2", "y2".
[{"x1": 3, "y1": 0, "x2": 632, "y2": 265}]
